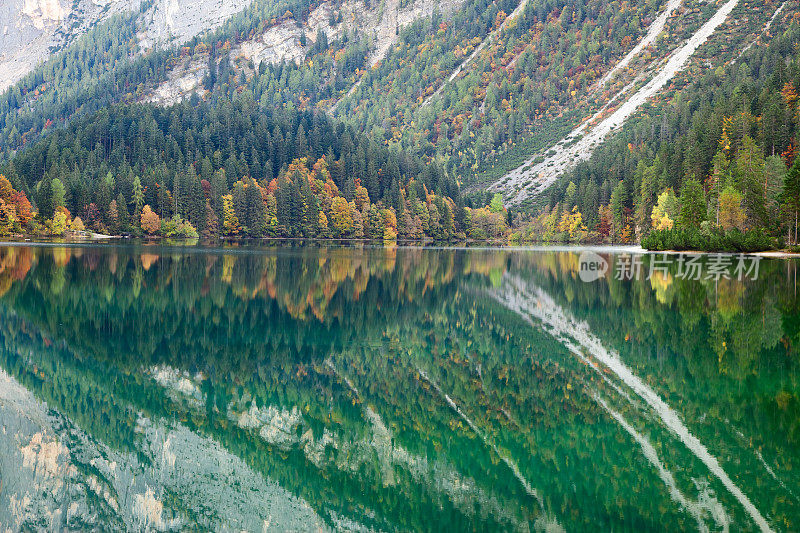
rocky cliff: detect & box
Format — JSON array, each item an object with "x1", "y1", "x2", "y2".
[{"x1": 0, "y1": 0, "x2": 254, "y2": 93}]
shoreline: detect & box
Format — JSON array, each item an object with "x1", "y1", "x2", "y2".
[
  {"x1": 1, "y1": 236, "x2": 799, "y2": 256},
  {"x1": 641, "y1": 248, "x2": 800, "y2": 257}
]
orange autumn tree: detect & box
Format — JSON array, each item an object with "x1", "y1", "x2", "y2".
[
  {"x1": 0, "y1": 176, "x2": 12, "y2": 200},
  {"x1": 0, "y1": 201, "x2": 15, "y2": 236},
  {"x1": 12, "y1": 190, "x2": 33, "y2": 227},
  {"x1": 0, "y1": 175, "x2": 33, "y2": 233},
  {"x1": 354, "y1": 185, "x2": 370, "y2": 210},
  {"x1": 783, "y1": 82, "x2": 798, "y2": 108},
  {"x1": 140, "y1": 205, "x2": 161, "y2": 235}
]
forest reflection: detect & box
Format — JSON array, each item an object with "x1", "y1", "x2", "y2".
[{"x1": 0, "y1": 245, "x2": 797, "y2": 531}]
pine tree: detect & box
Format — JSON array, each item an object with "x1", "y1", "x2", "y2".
[
  {"x1": 735, "y1": 135, "x2": 767, "y2": 227},
  {"x1": 782, "y1": 157, "x2": 800, "y2": 243},
  {"x1": 107, "y1": 200, "x2": 120, "y2": 234},
  {"x1": 634, "y1": 161, "x2": 657, "y2": 235},
  {"x1": 204, "y1": 45, "x2": 217, "y2": 90},
  {"x1": 132, "y1": 176, "x2": 144, "y2": 218},
  {"x1": 678, "y1": 177, "x2": 706, "y2": 230},
  {"x1": 244, "y1": 178, "x2": 267, "y2": 236},
  {"x1": 116, "y1": 192, "x2": 130, "y2": 230},
  {"x1": 97, "y1": 172, "x2": 115, "y2": 222},
  {"x1": 609, "y1": 180, "x2": 628, "y2": 240},
  {"x1": 296, "y1": 124, "x2": 308, "y2": 159},
  {"x1": 188, "y1": 170, "x2": 206, "y2": 233},
  {"x1": 202, "y1": 200, "x2": 219, "y2": 240},
  {"x1": 51, "y1": 178, "x2": 66, "y2": 211},
  {"x1": 210, "y1": 169, "x2": 227, "y2": 221}
]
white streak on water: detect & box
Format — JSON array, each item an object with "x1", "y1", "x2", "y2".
[
  {"x1": 756, "y1": 450, "x2": 797, "y2": 501},
  {"x1": 492, "y1": 275, "x2": 774, "y2": 532},
  {"x1": 516, "y1": 309, "x2": 639, "y2": 407},
  {"x1": 416, "y1": 367, "x2": 545, "y2": 507},
  {"x1": 326, "y1": 359, "x2": 527, "y2": 527},
  {"x1": 592, "y1": 392, "x2": 730, "y2": 531}
]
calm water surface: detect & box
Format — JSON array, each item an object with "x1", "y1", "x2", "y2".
[{"x1": 0, "y1": 244, "x2": 798, "y2": 531}]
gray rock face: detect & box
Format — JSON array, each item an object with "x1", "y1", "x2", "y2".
[
  {"x1": 147, "y1": 0, "x2": 467, "y2": 106},
  {"x1": 0, "y1": 0, "x2": 140, "y2": 93},
  {"x1": 1, "y1": 0, "x2": 464, "y2": 110},
  {"x1": 0, "y1": 367, "x2": 330, "y2": 531},
  {"x1": 137, "y1": 0, "x2": 255, "y2": 52},
  {"x1": 0, "y1": 0, "x2": 253, "y2": 93}
]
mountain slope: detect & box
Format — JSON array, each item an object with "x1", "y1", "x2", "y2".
[
  {"x1": 0, "y1": 0, "x2": 135, "y2": 93},
  {"x1": 0, "y1": 0, "x2": 257, "y2": 93},
  {"x1": 490, "y1": 0, "x2": 743, "y2": 205},
  {"x1": 0, "y1": 0, "x2": 797, "y2": 226},
  {"x1": 509, "y1": 9, "x2": 800, "y2": 243}
]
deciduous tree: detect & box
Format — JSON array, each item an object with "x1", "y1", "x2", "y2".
[{"x1": 140, "y1": 205, "x2": 161, "y2": 235}]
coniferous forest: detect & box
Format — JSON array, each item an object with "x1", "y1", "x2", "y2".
[{"x1": 0, "y1": 99, "x2": 510, "y2": 241}]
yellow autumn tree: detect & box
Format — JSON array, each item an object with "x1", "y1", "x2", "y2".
[
  {"x1": 651, "y1": 188, "x2": 679, "y2": 230},
  {"x1": 783, "y1": 82, "x2": 798, "y2": 108},
  {"x1": 329, "y1": 197, "x2": 353, "y2": 237},
  {"x1": 317, "y1": 211, "x2": 329, "y2": 237},
  {"x1": 71, "y1": 216, "x2": 85, "y2": 231},
  {"x1": 221, "y1": 194, "x2": 241, "y2": 236},
  {"x1": 558, "y1": 206, "x2": 585, "y2": 239},
  {"x1": 51, "y1": 210, "x2": 68, "y2": 236},
  {"x1": 718, "y1": 186, "x2": 746, "y2": 231},
  {"x1": 0, "y1": 200, "x2": 16, "y2": 236},
  {"x1": 354, "y1": 186, "x2": 370, "y2": 210}
]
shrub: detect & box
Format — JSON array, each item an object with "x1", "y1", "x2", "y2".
[
  {"x1": 161, "y1": 215, "x2": 198, "y2": 238},
  {"x1": 641, "y1": 227, "x2": 777, "y2": 253}
]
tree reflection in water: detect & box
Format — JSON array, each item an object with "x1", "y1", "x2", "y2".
[{"x1": 0, "y1": 245, "x2": 796, "y2": 531}]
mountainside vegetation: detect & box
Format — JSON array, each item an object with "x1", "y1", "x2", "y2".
[
  {"x1": 0, "y1": 0, "x2": 798, "y2": 247},
  {"x1": 512, "y1": 13, "x2": 800, "y2": 249}
]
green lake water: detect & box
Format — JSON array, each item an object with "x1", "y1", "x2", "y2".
[{"x1": 0, "y1": 244, "x2": 797, "y2": 531}]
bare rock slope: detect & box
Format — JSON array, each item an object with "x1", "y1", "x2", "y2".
[
  {"x1": 145, "y1": 0, "x2": 465, "y2": 107},
  {"x1": 0, "y1": 0, "x2": 254, "y2": 93}
]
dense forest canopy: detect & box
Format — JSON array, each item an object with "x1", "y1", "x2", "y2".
[
  {"x1": 3, "y1": 0, "x2": 785, "y2": 173},
  {"x1": 0, "y1": 98, "x2": 513, "y2": 240}
]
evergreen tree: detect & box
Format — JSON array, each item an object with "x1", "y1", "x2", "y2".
[
  {"x1": 678, "y1": 177, "x2": 706, "y2": 230},
  {"x1": 112, "y1": 193, "x2": 127, "y2": 230},
  {"x1": 609, "y1": 180, "x2": 628, "y2": 241},
  {"x1": 51, "y1": 178, "x2": 66, "y2": 211},
  {"x1": 132, "y1": 176, "x2": 144, "y2": 218},
  {"x1": 783, "y1": 158, "x2": 800, "y2": 243}
]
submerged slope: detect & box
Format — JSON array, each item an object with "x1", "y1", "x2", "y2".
[
  {"x1": 0, "y1": 366, "x2": 329, "y2": 530},
  {"x1": 491, "y1": 274, "x2": 773, "y2": 532}
]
